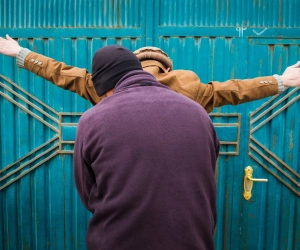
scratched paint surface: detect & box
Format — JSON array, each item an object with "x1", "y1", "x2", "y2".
[{"x1": 0, "y1": 0, "x2": 300, "y2": 249}]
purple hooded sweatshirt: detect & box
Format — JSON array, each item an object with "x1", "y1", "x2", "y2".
[{"x1": 74, "y1": 70, "x2": 220, "y2": 250}]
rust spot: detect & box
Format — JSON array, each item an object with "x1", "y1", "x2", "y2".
[
  {"x1": 288, "y1": 153, "x2": 292, "y2": 161},
  {"x1": 23, "y1": 243, "x2": 29, "y2": 250},
  {"x1": 278, "y1": 54, "x2": 283, "y2": 72},
  {"x1": 34, "y1": 46, "x2": 37, "y2": 51},
  {"x1": 249, "y1": 213, "x2": 254, "y2": 218},
  {"x1": 117, "y1": 0, "x2": 120, "y2": 25},
  {"x1": 289, "y1": 130, "x2": 294, "y2": 150},
  {"x1": 272, "y1": 134, "x2": 277, "y2": 148},
  {"x1": 290, "y1": 118, "x2": 295, "y2": 130},
  {"x1": 230, "y1": 68, "x2": 235, "y2": 79},
  {"x1": 215, "y1": 107, "x2": 221, "y2": 113},
  {"x1": 279, "y1": 0, "x2": 283, "y2": 25}
]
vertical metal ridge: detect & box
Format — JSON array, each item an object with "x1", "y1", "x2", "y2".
[
  {"x1": 155, "y1": 0, "x2": 298, "y2": 28},
  {"x1": 199, "y1": 37, "x2": 208, "y2": 82},
  {"x1": 208, "y1": 37, "x2": 215, "y2": 80},
  {"x1": 215, "y1": 0, "x2": 219, "y2": 26},
  {"x1": 217, "y1": 0, "x2": 222, "y2": 27},
  {"x1": 0, "y1": 0, "x2": 4, "y2": 27},
  {"x1": 91, "y1": 0, "x2": 96, "y2": 27},
  {"x1": 225, "y1": 0, "x2": 230, "y2": 27},
  {"x1": 295, "y1": 0, "x2": 300, "y2": 28},
  {"x1": 194, "y1": 0, "x2": 199, "y2": 26},
  {"x1": 43, "y1": 0, "x2": 47, "y2": 27},
  {"x1": 104, "y1": 0, "x2": 109, "y2": 27},
  {"x1": 61, "y1": 0, "x2": 66, "y2": 27},
  {"x1": 160, "y1": 0, "x2": 166, "y2": 26},
  {"x1": 126, "y1": 1, "x2": 131, "y2": 27},
  {"x1": 114, "y1": 0, "x2": 118, "y2": 27},
  {"x1": 110, "y1": 0, "x2": 115, "y2": 27},
  {"x1": 46, "y1": 0, "x2": 51, "y2": 27},
  {"x1": 27, "y1": 0, "x2": 31, "y2": 28},
  {"x1": 238, "y1": 0, "x2": 244, "y2": 27},
  {"x1": 0, "y1": 0, "x2": 300, "y2": 28},
  {"x1": 168, "y1": 0, "x2": 174, "y2": 26},
  {"x1": 52, "y1": 0, "x2": 57, "y2": 27},
  {"x1": 21, "y1": 0, "x2": 25, "y2": 28},
  {"x1": 178, "y1": 0, "x2": 183, "y2": 26},
  {"x1": 0, "y1": 0, "x2": 143, "y2": 28},
  {"x1": 209, "y1": 0, "x2": 214, "y2": 26},
  {"x1": 81, "y1": 0, "x2": 85, "y2": 27},
  {"x1": 74, "y1": 0, "x2": 78, "y2": 27},
  {"x1": 12, "y1": 0, "x2": 16, "y2": 28},
  {"x1": 119, "y1": 0, "x2": 124, "y2": 27},
  {"x1": 67, "y1": 0, "x2": 74, "y2": 27},
  {"x1": 274, "y1": 0, "x2": 280, "y2": 27},
  {"x1": 87, "y1": 0, "x2": 92, "y2": 27},
  {"x1": 201, "y1": 0, "x2": 206, "y2": 26},
  {"x1": 100, "y1": 0, "x2": 105, "y2": 27}
]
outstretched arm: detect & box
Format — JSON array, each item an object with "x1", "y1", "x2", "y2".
[
  {"x1": 198, "y1": 62, "x2": 300, "y2": 113},
  {"x1": 202, "y1": 61, "x2": 300, "y2": 112},
  {"x1": 2, "y1": 35, "x2": 300, "y2": 111},
  {"x1": 142, "y1": 59, "x2": 300, "y2": 112},
  {"x1": 0, "y1": 34, "x2": 101, "y2": 105}
]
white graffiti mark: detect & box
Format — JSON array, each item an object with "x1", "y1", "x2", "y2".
[
  {"x1": 236, "y1": 27, "x2": 247, "y2": 37},
  {"x1": 253, "y1": 28, "x2": 268, "y2": 36}
]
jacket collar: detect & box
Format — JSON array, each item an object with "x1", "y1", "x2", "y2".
[
  {"x1": 113, "y1": 70, "x2": 170, "y2": 94},
  {"x1": 141, "y1": 60, "x2": 166, "y2": 72}
]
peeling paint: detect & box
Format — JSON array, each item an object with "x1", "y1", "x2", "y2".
[
  {"x1": 289, "y1": 130, "x2": 294, "y2": 150},
  {"x1": 272, "y1": 134, "x2": 277, "y2": 149}
]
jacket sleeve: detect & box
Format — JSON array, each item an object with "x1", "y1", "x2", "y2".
[
  {"x1": 142, "y1": 62, "x2": 280, "y2": 113},
  {"x1": 196, "y1": 76, "x2": 279, "y2": 113},
  {"x1": 23, "y1": 52, "x2": 102, "y2": 105},
  {"x1": 73, "y1": 118, "x2": 95, "y2": 213},
  {"x1": 173, "y1": 70, "x2": 279, "y2": 113}
]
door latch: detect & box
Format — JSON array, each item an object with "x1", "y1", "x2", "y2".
[{"x1": 243, "y1": 166, "x2": 268, "y2": 200}]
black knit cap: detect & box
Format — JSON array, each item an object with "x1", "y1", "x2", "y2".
[{"x1": 92, "y1": 45, "x2": 142, "y2": 96}]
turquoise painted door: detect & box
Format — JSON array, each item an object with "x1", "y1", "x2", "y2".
[{"x1": 0, "y1": 1, "x2": 299, "y2": 249}]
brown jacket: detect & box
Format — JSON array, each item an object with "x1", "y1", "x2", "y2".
[{"x1": 24, "y1": 52, "x2": 278, "y2": 113}]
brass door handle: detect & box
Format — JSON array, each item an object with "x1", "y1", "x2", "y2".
[
  {"x1": 247, "y1": 177, "x2": 268, "y2": 182},
  {"x1": 243, "y1": 166, "x2": 268, "y2": 200}
]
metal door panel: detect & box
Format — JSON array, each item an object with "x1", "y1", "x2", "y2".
[
  {"x1": 1, "y1": 1, "x2": 300, "y2": 249},
  {"x1": 241, "y1": 40, "x2": 300, "y2": 250}
]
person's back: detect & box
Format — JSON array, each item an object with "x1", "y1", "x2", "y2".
[{"x1": 75, "y1": 67, "x2": 219, "y2": 249}]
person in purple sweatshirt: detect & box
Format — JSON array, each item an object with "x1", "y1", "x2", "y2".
[{"x1": 74, "y1": 45, "x2": 220, "y2": 250}]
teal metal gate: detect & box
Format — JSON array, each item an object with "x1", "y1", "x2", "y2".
[{"x1": 1, "y1": 0, "x2": 299, "y2": 249}]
